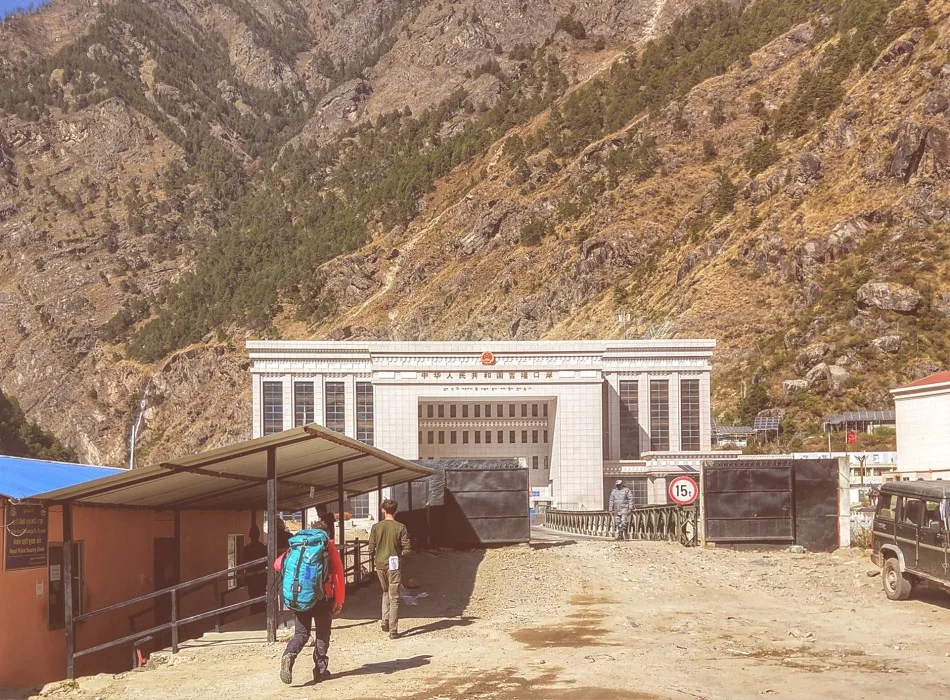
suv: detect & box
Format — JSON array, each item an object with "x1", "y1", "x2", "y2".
[{"x1": 871, "y1": 481, "x2": 950, "y2": 600}]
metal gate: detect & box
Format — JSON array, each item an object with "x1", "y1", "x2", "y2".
[
  {"x1": 703, "y1": 458, "x2": 841, "y2": 550},
  {"x1": 704, "y1": 461, "x2": 795, "y2": 544}
]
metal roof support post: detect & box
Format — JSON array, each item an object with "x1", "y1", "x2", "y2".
[
  {"x1": 337, "y1": 462, "x2": 345, "y2": 546},
  {"x1": 173, "y1": 510, "x2": 181, "y2": 585},
  {"x1": 300, "y1": 509, "x2": 307, "y2": 529},
  {"x1": 377, "y1": 474, "x2": 383, "y2": 519},
  {"x1": 407, "y1": 479, "x2": 414, "y2": 512},
  {"x1": 63, "y1": 502, "x2": 75, "y2": 680},
  {"x1": 266, "y1": 447, "x2": 277, "y2": 644}
]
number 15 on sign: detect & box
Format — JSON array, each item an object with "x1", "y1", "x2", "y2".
[{"x1": 668, "y1": 476, "x2": 698, "y2": 506}]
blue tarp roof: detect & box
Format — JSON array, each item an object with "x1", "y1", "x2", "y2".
[{"x1": 0, "y1": 456, "x2": 124, "y2": 500}]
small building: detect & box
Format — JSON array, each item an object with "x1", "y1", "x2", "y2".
[
  {"x1": 0, "y1": 427, "x2": 428, "y2": 691},
  {"x1": 891, "y1": 371, "x2": 950, "y2": 480}
]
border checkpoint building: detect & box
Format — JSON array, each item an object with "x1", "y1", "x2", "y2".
[{"x1": 247, "y1": 340, "x2": 719, "y2": 514}]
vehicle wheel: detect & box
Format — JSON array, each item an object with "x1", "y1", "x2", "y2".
[{"x1": 883, "y1": 558, "x2": 912, "y2": 601}]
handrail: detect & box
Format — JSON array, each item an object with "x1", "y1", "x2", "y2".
[
  {"x1": 76, "y1": 557, "x2": 267, "y2": 623},
  {"x1": 75, "y1": 596, "x2": 266, "y2": 659},
  {"x1": 545, "y1": 505, "x2": 698, "y2": 546}
]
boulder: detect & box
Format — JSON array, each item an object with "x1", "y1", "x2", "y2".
[
  {"x1": 806, "y1": 363, "x2": 851, "y2": 395},
  {"x1": 925, "y1": 93, "x2": 950, "y2": 116},
  {"x1": 856, "y1": 282, "x2": 921, "y2": 313},
  {"x1": 870, "y1": 335, "x2": 901, "y2": 353},
  {"x1": 934, "y1": 292, "x2": 950, "y2": 316},
  {"x1": 887, "y1": 122, "x2": 950, "y2": 182},
  {"x1": 783, "y1": 379, "x2": 809, "y2": 395},
  {"x1": 795, "y1": 343, "x2": 830, "y2": 374}
]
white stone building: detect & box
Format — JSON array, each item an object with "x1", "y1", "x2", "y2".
[
  {"x1": 247, "y1": 340, "x2": 718, "y2": 512},
  {"x1": 892, "y1": 371, "x2": 950, "y2": 480}
]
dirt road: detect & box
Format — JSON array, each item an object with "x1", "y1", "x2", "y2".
[{"x1": 37, "y1": 537, "x2": 950, "y2": 700}]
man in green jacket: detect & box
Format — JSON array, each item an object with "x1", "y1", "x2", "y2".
[{"x1": 368, "y1": 498, "x2": 411, "y2": 639}]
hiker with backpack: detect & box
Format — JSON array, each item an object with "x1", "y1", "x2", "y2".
[
  {"x1": 368, "y1": 498, "x2": 411, "y2": 639},
  {"x1": 275, "y1": 520, "x2": 345, "y2": 685}
]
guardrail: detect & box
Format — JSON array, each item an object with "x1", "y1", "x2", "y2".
[{"x1": 545, "y1": 505, "x2": 698, "y2": 546}]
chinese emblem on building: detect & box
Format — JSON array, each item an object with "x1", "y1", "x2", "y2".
[{"x1": 481, "y1": 352, "x2": 496, "y2": 366}]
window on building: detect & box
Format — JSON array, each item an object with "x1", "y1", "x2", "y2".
[
  {"x1": 485, "y1": 430, "x2": 492, "y2": 444},
  {"x1": 475, "y1": 431, "x2": 481, "y2": 444},
  {"x1": 650, "y1": 380, "x2": 670, "y2": 452},
  {"x1": 356, "y1": 382, "x2": 374, "y2": 445},
  {"x1": 543, "y1": 430, "x2": 549, "y2": 443},
  {"x1": 498, "y1": 430, "x2": 504, "y2": 444},
  {"x1": 418, "y1": 432, "x2": 422, "y2": 444},
  {"x1": 532, "y1": 430, "x2": 539, "y2": 444},
  {"x1": 522, "y1": 430, "x2": 528, "y2": 443},
  {"x1": 532, "y1": 404, "x2": 539, "y2": 417},
  {"x1": 521, "y1": 404, "x2": 528, "y2": 417},
  {"x1": 619, "y1": 380, "x2": 640, "y2": 459},
  {"x1": 325, "y1": 382, "x2": 345, "y2": 434},
  {"x1": 509, "y1": 404, "x2": 515, "y2": 417},
  {"x1": 486, "y1": 404, "x2": 492, "y2": 418},
  {"x1": 463, "y1": 405, "x2": 469, "y2": 418},
  {"x1": 438, "y1": 404, "x2": 445, "y2": 418},
  {"x1": 451, "y1": 431, "x2": 457, "y2": 444},
  {"x1": 474, "y1": 404, "x2": 481, "y2": 418},
  {"x1": 544, "y1": 456, "x2": 549, "y2": 470},
  {"x1": 451, "y1": 404, "x2": 457, "y2": 418},
  {"x1": 498, "y1": 404, "x2": 504, "y2": 417},
  {"x1": 509, "y1": 430, "x2": 516, "y2": 444},
  {"x1": 681, "y1": 379, "x2": 700, "y2": 451},
  {"x1": 418, "y1": 405, "x2": 422, "y2": 418},
  {"x1": 532, "y1": 456, "x2": 539, "y2": 469},
  {"x1": 262, "y1": 381, "x2": 284, "y2": 435},
  {"x1": 347, "y1": 493, "x2": 370, "y2": 519},
  {"x1": 631, "y1": 478, "x2": 649, "y2": 507},
  {"x1": 294, "y1": 382, "x2": 315, "y2": 427},
  {"x1": 427, "y1": 431, "x2": 434, "y2": 445},
  {"x1": 427, "y1": 404, "x2": 434, "y2": 418},
  {"x1": 227, "y1": 534, "x2": 245, "y2": 590},
  {"x1": 543, "y1": 403, "x2": 549, "y2": 418},
  {"x1": 463, "y1": 431, "x2": 469, "y2": 444},
  {"x1": 438, "y1": 431, "x2": 445, "y2": 445}
]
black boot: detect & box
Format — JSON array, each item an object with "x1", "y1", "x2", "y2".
[{"x1": 280, "y1": 653, "x2": 295, "y2": 684}]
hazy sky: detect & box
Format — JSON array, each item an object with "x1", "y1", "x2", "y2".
[{"x1": 0, "y1": 0, "x2": 47, "y2": 21}]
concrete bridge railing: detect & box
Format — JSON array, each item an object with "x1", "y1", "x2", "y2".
[{"x1": 545, "y1": 505, "x2": 698, "y2": 546}]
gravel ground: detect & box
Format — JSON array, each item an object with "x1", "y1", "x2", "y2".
[{"x1": 31, "y1": 535, "x2": 950, "y2": 700}]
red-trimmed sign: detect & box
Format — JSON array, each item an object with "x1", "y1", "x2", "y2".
[
  {"x1": 480, "y1": 352, "x2": 496, "y2": 366},
  {"x1": 668, "y1": 476, "x2": 698, "y2": 506}
]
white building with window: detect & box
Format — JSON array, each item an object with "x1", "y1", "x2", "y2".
[
  {"x1": 247, "y1": 340, "x2": 718, "y2": 512},
  {"x1": 892, "y1": 371, "x2": 950, "y2": 480}
]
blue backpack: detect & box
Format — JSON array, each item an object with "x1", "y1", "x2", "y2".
[{"x1": 279, "y1": 529, "x2": 329, "y2": 612}]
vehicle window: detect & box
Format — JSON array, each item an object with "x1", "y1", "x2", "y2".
[
  {"x1": 924, "y1": 500, "x2": 945, "y2": 530},
  {"x1": 901, "y1": 498, "x2": 924, "y2": 526},
  {"x1": 876, "y1": 493, "x2": 895, "y2": 521}
]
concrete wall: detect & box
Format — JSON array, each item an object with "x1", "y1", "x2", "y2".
[
  {"x1": 895, "y1": 388, "x2": 950, "y2": 478},
  {"x1": 0, "y1": 502, "x2": 255, "y2": 690}
]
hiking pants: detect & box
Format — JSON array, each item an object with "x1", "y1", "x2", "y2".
[
  {"x1": 614, "y1": 512, "x2": 629, "y2": 536},
  {"x1": 377, "y1": 567, "x2": 402, "y2": 632},
  {"x1": 284, "y1": 600, "x2": 332, "y2": 675}
]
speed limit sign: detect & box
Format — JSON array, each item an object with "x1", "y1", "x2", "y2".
[{"x1": 668, "y1": 476, "x2": 698, "y2": 506}]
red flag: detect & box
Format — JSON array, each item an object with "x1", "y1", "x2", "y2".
[{"x1": 846, "y1": 431, "x2": 857, "y2": 445}]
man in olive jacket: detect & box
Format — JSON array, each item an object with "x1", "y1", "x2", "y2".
[
  {"x1": 608, "y1": 480, "x2": 634, "y2": 540},
  {"x1": 368, "y1": 498, "x2": 411, "y2": 639}
]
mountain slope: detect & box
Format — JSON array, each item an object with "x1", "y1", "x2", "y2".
[
  {"x1": 0, "y1": 0, "x2": 696, "y2": 465},
  {"x1": 1, "y1": 0, "x2": 948, "y2": 463}
]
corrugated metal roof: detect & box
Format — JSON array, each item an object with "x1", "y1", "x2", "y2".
[
  {"x1": 25, "y1": 424, "x2": 431, "y2": 511},
  {"x1": 0, "y1": 456, "x2": 124, "y2": 500},
  {"x1": 823, "y1": 410, "x2": 895, "y2": 426}
]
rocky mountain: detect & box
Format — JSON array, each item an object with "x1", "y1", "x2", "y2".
[
  {"x1": 0, "y1": 387, "x2": 76, "y2": 461},
  {"x1": 1, "y1": 0, "x2": 948, "y2": 465}
]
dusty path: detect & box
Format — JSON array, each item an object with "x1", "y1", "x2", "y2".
[{"x1": 38, "y1": 538, "x2": 950, "y2": 700}]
